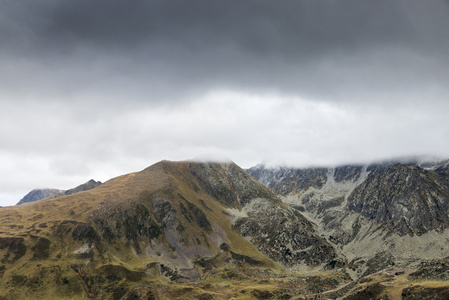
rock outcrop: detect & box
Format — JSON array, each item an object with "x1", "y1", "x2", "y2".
[{"x1": 247, "y1": 164, "x2": 328, "y2": 195}]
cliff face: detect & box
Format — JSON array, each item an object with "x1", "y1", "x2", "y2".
[
  {"x1": 347, "y1": 163, "x2": 449, "y2": 236},
  {"x1": 248, "y1": 160, "x2": 449, "y2": 237},
  {"x1": 247, "y1": 159, "x2": 449, "y2": 272},
  {"x1": 247, "y1": 165, "x2": 329, "y2": 195},
  {"x1": 232, "y1": 198, "x2": 340, "y2": 267}
]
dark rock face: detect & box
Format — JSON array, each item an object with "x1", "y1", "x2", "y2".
[
  {"x1": 360, "y1": 252, "x2": 395, "y2": 277},
  {"x1": 97, "y1": 264, "x2": 144, "y2": 282},
  {"x1": 334, "y1": 166, "x2": 363, "y2": 183},
  {"x1": 436, "y1": 162, "x2": 449, "y2": 173},
  {"x1": 326, "y1": 215, "x2": 362, "y2": 246},
  {"x1": 230, "y1": 251, "x2": 263, "y2": 266},
  {"x1": 0, "y1": 237, "x2": 27, "y2": 263},
  {"x1": 250, "y1": 160, "x2": 449, "y2": 237},
  {"x1": 344, "y1": 283, "x2": 387, "y2": 300},
  {"x1": 408, "y1": 257, "x2": 449, "y2": 281},
  {"x1": 63, "y1": 179, "x2": 102, "y2": 196},
  {"x1": 189, "y1": 162, "x2": 277, "y2": 207},
  {"x1": 347, "y1": 164, "x2": 449, "y2": 236},
  {"x1": 16, "y1": 189, "x2": 62, "y2": 205},
  {"x1": 247, "y1": 165, "x2": 328, "y2": 195},
  {"x1": 185, "y1": 201, "x2": 212, "y2": 232},
  {"x1": 92, "y1": 202, "x2": 163, "y2": 247},
  {"x1": 31, "y1": 237, "x2": 51, "y2": 260},
  {"x1": 402, "y1": 286, "x2": 449, "y2": 300},
  {"x1": 72, "y1": 223, "x2": 100, "y2": 246},
  {"x1": 232, "y1": 199, "x2": 341, "y2": 267}
]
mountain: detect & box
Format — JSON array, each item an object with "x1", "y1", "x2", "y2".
[
  {"x1": 15, "y1": 179, "x2": 102, "y2": 205},
  {"x1": 4, "y1": 159, "x2": 449, "y2": 299},
  {"x1": 0, "y1": 160, "x2": 346, "y2": 299}
]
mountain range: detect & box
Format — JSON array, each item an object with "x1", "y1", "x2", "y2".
[
  {"x1": 248, "y1": 159, "x2": 449, "y2": 269},
  {"x1": 1, "y1": 159, "x2": 449, "y2": 299}
]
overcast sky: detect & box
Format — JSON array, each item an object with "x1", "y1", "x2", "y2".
[{"x1": 1, "y1": 0, "x2": 449, "y2": 206}]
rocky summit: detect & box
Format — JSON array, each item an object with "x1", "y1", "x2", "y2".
[
  {"x1": 16, "y1": 188, "x2": 64, "y2": 205},
  {"x1": 2, "y1": 159, "x2": 449, "y2": 299}
]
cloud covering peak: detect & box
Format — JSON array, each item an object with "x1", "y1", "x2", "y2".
[{"x1": 0, "y1": 0, "x2": 448, "y2": 206}]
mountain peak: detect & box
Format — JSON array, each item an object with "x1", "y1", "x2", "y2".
[{"x1": 16, "y1": 188, "x2": 63, "y2": 205}]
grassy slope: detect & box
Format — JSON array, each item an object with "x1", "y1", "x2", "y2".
[{"x1": 0, "y1": 160, "x2": 280, "y2": 298}]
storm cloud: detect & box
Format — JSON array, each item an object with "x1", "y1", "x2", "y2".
[{"x1": 1, "y1": 0, "x2": 448, "y2": 205}]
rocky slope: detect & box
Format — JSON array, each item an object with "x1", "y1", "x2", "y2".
[
  {"x1": 15, "y1": 179, "x2": 102, "y2": 205},
  {"x1": 62, "y1": 179, "x2": 102, "y2": 196},
  {"x1": 347, "y1": 163, "x2": 449, "y2": 236},
  {"x1": 248, "y1": 159, "x2": 449, "y2": 274}
]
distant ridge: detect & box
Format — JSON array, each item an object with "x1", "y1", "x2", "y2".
[
  {"x1": 62, "y1": 179, "x2": 102, "y2": 196},
  {"x1": 16, "y1": 188, "x2": 63, "y2": 205},
  {"x1": 16, "y1": 179, "x2": 102, "y2": 205}
]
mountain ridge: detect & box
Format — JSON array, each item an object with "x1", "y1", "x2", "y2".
[
  {"x1": 247, "y1": 159, "x2": 449, "y2": 264},
  {"x1": 16, "y1": 179, "x2": 102, "y2": 205}
]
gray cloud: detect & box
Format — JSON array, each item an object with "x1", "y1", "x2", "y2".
[
  {"x1": 1, "y1": 0, "x2": 448, "y2": 104},
  {"x1": 0, "y1": 1, "x2": 448, "y2": 206}
]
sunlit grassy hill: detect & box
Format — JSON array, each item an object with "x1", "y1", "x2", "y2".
[{"x1": 0, "y1": 160, "x2": 287, "y2": 299}]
